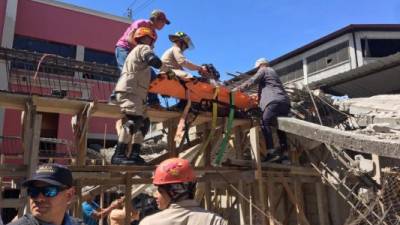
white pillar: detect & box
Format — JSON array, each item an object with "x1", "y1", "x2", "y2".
[
  {"x1": 0, "y1": 0, "x2": 18, "y2": 139},
  {"x1": 75, "y1": 45, "x2": 84, "y2": 78}
]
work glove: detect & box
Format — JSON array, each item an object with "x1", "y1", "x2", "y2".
[
  {"x1": 166, "y1": 69, "x2": 176, "y2": 80},
  {"x1": 199, "y1": 66, "x2": 210, "y2": 77}
]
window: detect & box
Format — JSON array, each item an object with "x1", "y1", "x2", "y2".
[
  {"x1": 12, "y1": 35, "x2": 76, "y2": 76},
  {"x1": 13, "y1": 35, "x2": 76, "y2": 58},
  {"x1": 307, "y1": 41, "x2": 349, "y2": 74},
  {"x1": 275, "y1": 61, "x2": 304, "y2": 83},
  {"x1": 361, "y1": 39, "x2": 400, "y2": 58},
  {"x1": 83, "y1": 48, "x2": 118, "y2": 82}
]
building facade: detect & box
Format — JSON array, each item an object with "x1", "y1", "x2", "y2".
[
  {"x1": 270, "y1": 24, "x2": 400, "y2": 88},
  {"x1": 0, "y1": 0, "x2": 132, "y2": 157}
]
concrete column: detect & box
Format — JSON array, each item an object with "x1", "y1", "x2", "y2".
[
  {"x1": 75, "y1": 45, "x2": 84, "y2": 78},
  {"x1": 0, "y1": 0, "x2": 18, "y2": 139},
  {"x1": 302, "y1": 58, "x2": 308, "y2": 87}
]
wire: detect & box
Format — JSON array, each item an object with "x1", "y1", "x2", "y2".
[
  {"x1": 133, "y1": 0, "x2": 156, "y2": 15},
  {"x1": 127, "y1": 0, "x2": 138, "y2": 9}
]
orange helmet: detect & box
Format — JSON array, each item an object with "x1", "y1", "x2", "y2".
[
  {"x1": 134, "y1": 27, "x2": 156, "y2": 42},
  {"x1": 153, "y1": 158, "x2": 196, "y2": 185}
]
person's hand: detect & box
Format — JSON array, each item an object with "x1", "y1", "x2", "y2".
[{"x1": 166, "y1": 69, "x2": 176, "y2": 80}]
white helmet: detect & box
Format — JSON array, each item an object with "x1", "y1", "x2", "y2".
[{"x1": 254, "y1": 58, "x2": 269, "y2": 68}]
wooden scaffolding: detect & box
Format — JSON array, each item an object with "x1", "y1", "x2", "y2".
[{"x1": 0, "y1": 91, "x2": 343, "y2": 225}]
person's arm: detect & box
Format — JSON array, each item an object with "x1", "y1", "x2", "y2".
[
  {"x1": 141, "y1": 46, "x2": 162, "y2": 69},
  {"x1": 172, "y1": 47, "x2": 206, "y2": 72},
  {"x1": 91, "y1": 204, "x2": 119, "y2": 219},
  {"x1": 233, "y1": 68, "x2": 264, "y2": 91},
  {"x1": 127, "y1": 20, "x2": 150, "y2": 46},
  {"x1": 109, "y1": 208, "x2": 126, "y2": 220}
]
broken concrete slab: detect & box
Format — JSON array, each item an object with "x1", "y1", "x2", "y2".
[{"x1": 277, "y1": 117, "x2": 400, "y2": 159}]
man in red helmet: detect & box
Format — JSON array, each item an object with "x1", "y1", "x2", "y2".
[{"x1": 139, "y1": 158, "x2": 227, "y2": 225}]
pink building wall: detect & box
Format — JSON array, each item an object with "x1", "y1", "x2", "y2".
[
  {"x1": 15, "y1": 0, "x2": 129, "y2": 52},
  {"x1": 0, "y1": 0, "x2": 6, "y2": 39},
  {"x1": 2, "y1": 0, "x2": 125, "y2": 147}
]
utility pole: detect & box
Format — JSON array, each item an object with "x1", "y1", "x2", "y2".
[{"x1": 126, "y1": 8, "x2": 133, "y2": 20}]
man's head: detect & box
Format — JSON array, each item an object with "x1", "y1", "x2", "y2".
[
  {"x1": 150, "y1": 9, "x2": 170, "y2": 30},
  {"x1": 134, "y1": 27, "x2": 156, "y2": 46},
  {"x1": 168, "y1": 32, "x2": 194, "y2": 51},
  {"x1": 23, "y1": 164, "x2": 75, "y2": 223},
  {"x1": 152, "y1": 158, "x2": 196, "y2": 209},
  {"x1": 254, "y1": 58, "x2": 269, "y2": 68}
]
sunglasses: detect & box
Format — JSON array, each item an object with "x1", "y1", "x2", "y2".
[{"x1": 27, "y1": 186, "x2": 67, "y2": 198}]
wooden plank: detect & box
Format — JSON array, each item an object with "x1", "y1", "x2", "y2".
[
  {"x1": 0, "y1": 199, "x2": 25, "y2": 208},
  {"x1": 249, "y1": 126, "x2": 267, "y2": 225},
  {"x1": 279, "y1": 176, "x2": 311, "y2": 225},
  {"x1": 315, "y1": 183, "x2": 330, "y2": 225},
  {"x1": 278, "y1": 117, "x2": 400, "y2": 159},
  {"x1": 267, "y1": 180, "x2": 277, "y2": 225},
  {"x1": 0, "y1": 165, "x2": 27, "y2": 177},
  {"x1": 124, "y1": 175, "x2": 133, "y2": 225},
  {"x1": 148, "y1": 138, "x2": 201, "y2": 164},
  {"x1": 372, "y1": 154, "x2": 382, "y2": 185},
  {"x1": 166, "y1": 119, "x2": 178, "y2": 157}
]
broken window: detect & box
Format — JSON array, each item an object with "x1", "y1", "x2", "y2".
[
  {"x1": 361, "y1": 38, "x2": 400, "y2": 58},
  {"x1": 83, "y1": 48, "x2": 118, "y2": 82},
  {"x1": 275, "y1": 61, "x2": 304, "y2": 83},
  {"x1": 306, "y1": 41, "x2": 349, "y2": 74},
  {"x1": 13, "y1": 35, "x2": 76, "y2": 58},
  {"x1": 12, "y1": 35, "x2": 76, "y2": 76}
]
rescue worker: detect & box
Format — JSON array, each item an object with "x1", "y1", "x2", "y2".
[
  {"x1": 139, "y1": 158, "x2": 227, "y2": 225},
  {"x1": 111, "y1": 27, "x2": 163, "y2": 165},
  {"x1": 233, "y1": 58, "x2": 290, "y2": 163},
  {"x1": 113, "y1": 9, "x2": 170, "y2": 106},
  {"x1": 160, "y1": 32, "x2": 209, "y2": 78}
]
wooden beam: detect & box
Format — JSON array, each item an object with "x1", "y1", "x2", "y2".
[
  {"x1": 267, "y1": 180, "x2": 278, "y2": 225},
  {"x1": 0, "y1": 165, "x2": 27, "y2": 177},
  {"x1": 315, "y1": 183, "x2": 330, "y2": 225},
  {"x1": 0, "y1": 92, "x2": 252, "y2": 125},
  {"x1": 0, "y1": 199, "x2": 25, "y2": 208},
  {"x1": 249, "y1": 126, "x2": 267, "y2": 225},
  {"x1": 278, "y1": 117, "x2": 400, "y2": 159},
  {"x1": 279, "y1": 176, "x2": 311, "y2": 225},
  {"x1": 166, "y1": 119, "x2": 178, "y2": 157},
  {"x1": 124, "y1": 174, "x2": 133, "y2": 225}
]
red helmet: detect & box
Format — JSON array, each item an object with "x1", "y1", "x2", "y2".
[{"x1": 153, "y1": 158, "x2": 196, "y2": 185}]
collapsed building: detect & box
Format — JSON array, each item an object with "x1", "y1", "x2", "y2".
[{"x1": 0, "y1": 1, "x2": 399, "y2": 225}]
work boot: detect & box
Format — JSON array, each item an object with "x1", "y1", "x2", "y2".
[
  {"x1": 127, "y1": 144, "x2": 146, "y2": 165},
  {"x1": 262, "y1": 149, "x2": 280, "y2": 163},
  {"x1": 111, "y1": 143, "x2": 136, "y2": 165}
]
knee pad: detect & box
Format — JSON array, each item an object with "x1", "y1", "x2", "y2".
[
  {"x1": 140, "y1": 118, "x2": 150, "y2": 136},
  {"x1": 123, "y1": 115, "x2": 144, "y2": 135}
]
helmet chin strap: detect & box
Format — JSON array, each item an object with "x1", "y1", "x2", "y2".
[{"x1": 160, "y1": 182, "x2": 196, "y2": 203}]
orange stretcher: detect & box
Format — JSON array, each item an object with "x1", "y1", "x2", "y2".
[{"x1": 149, "y1": 74, "x2": 258, "y2": 110}]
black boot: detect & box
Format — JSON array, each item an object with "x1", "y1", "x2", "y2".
[
  {"x1": 111, "y1": 143, "x2": 137, "y2": 165},
  {"x1": 127, "y1": 144, "x2": 146, "y2": 165}
]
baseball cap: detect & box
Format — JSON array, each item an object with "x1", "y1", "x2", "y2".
[
  {"x1": 254, "y1": 58, "x2": 269, "y2": 68},
  {"x1": 150, "y1": 9, "x2": 170, "y2": 25},
  {"x1": 22, "y1": 164, "x2": 73, "y2": 187}
]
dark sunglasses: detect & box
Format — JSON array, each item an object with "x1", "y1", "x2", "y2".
[{"x1": 27, "y1": 186, "x2": 67, "y2": 198}]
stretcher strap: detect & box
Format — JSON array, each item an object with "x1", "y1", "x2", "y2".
[
  {"x1": 215, "y1": 91, "x2": 235, "y2": 165},
  {"x1": 200, "y1": 87, "x2": 220, "y2": 154}
]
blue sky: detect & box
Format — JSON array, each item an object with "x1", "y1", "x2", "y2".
[{"x1": 60, "y1": 0, "x2": 400, "y2": 81}]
